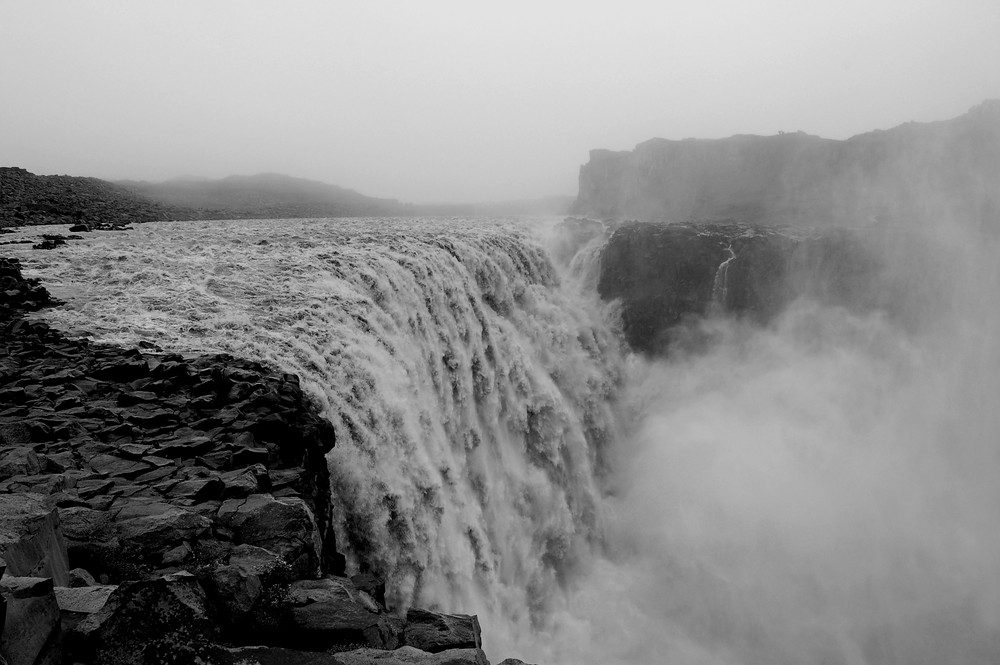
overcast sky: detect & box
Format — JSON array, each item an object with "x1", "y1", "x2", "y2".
[{"x1": 2, "y1": 1, "x2": 998, "y2": 203}]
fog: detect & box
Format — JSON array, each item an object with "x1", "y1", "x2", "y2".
[
  {"x1": 505, "y1": 204, "x2": 1000, "y2": 663},
  {"x1": 2, "y1": 1, "x2": 999, "y2": 202}
]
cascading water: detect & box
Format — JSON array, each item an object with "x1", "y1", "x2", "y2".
[
  {"x1": 12, "y1": 217, "x2": 1000, "y2": 665},
  {"x1": 13, "y1": 217, "x2": 626, "y2": 658},
  {"x1": 711, "y1": 244, "x2": 736, "y2": 309}
]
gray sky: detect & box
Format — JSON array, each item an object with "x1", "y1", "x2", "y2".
[{"x1": 2, "y1": 1, "x2": 998, "y2": 203}]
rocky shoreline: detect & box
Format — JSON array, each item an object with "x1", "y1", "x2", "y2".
[{"x1": 0, "y1": 257, "x2": 510, "y2": 665}]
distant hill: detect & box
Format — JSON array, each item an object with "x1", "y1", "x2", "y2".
[
  {"x1": 572, "y1": 100, "x2": 1000, "y2": 230},
  {"x1": 0, "y1": 167, "x2": 175, "y2": 227},
  {"x1": 118, "y1": 173, "x2": 406, "y2": 220}
]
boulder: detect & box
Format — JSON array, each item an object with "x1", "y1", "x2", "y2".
[
  {"x1": 55, "y1": 584, "x2": 117, "y2": 642},
  {"x1": 280, "y1": 577, "x2": 402, "y2": 650},
  {"x1": 0, "y1": 446, "x2": 41, "y2": 480},
  {"x1": 0, "y1": 493, "x2": 70, "y2": 585},
  {"x1": 404, "y1": 608, "x2": 482, "y2": 653},
  {"x1": 72, "y1": 571, "x2": 216, "y2": 665},
  {"x1": 335, "y1": 646, "x2": 490, "y2": 665},
  {"x1": 218, "y1": 494, "x2": 322, "y2": 579},
  {"x1": 0, "y1": 575, "x2": 62, "y2": 665}
]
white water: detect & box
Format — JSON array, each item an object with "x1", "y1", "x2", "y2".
[
  {"x1": 711, "y1": 244, "x2": 736, "y2": 307},
  {"x1": 10, "y1": 218, "x2": 1000, "y2": 664}
]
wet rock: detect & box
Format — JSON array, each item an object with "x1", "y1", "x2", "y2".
[
  {"x1": 350, "y1": 572, "x2": 386, "y2": 607},
  {"x1": 217, "y1": 494, "x2": 322, "y2": 579},
  {"x1": 280, "y1": 577, "x2": 403, "y2": 650},
  {"x1": 403, "y1": 608, "x2": 482, "y2": 653}
]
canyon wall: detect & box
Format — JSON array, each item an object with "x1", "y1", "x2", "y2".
[{"x1": 574, "y1": 101, "x2": 1000, "y2": 230}]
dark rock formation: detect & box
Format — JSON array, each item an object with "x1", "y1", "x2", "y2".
[
  {"x1": 0, "y1": 574, "x2": 61, "y2": 665},
  {"x1": 597, "y1": 221, "x2": 937, "y2": 354},
  {"x1": 0, "y1": 168, "x2": 176, "y2": 228},
  {"x1": 573, "y1": 100, "x2": 1000, "y2": 231},
  {"x1": 403, "y1": 609, "x2": 481, "y2": 653}
]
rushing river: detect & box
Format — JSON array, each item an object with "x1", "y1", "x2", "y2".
[{"x1": 9, "y1": 218, "x2": 1000, "y2": 665}]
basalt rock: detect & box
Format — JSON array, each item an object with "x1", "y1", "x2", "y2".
[
  {"x1": 403, "y1": 608, "x2": 482, "y2": 653},
  {"x1": 597, "y1": 221, "x2": 937, "y2": 354},
  {"x1": 0, "y1": 575, "x2": 62, "y2": 665}
]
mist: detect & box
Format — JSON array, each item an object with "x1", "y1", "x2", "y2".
[
  {"x1": 3, "y1": 1, "x2": 999, "y2": 203},
  {"x1": 494, "y1": 199, "x2": 1000, "y2": 664}
]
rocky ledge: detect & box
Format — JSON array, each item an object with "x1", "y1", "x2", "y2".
[{"x1": 0, "y1": 257, "x2": 507, "y2": 665}]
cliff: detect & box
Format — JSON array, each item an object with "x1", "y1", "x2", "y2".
[
  {"x1": 573, "y1": 100, "x2": 1000, "y2": 229},
  {"x1": 597, "y1": 222, "x2": 943, "y2": 355}
]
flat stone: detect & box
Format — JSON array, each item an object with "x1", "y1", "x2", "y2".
[
  {"x1": 89, "y1": 453, "x2": 151, "y2": 479},
  {"x1": 55, "y1": 584, "x2": 117, "y2": 614},
  {"x1": 167, "y1": 477, "x2": 223, "y2": 502},
  {"x1": 155, "y1": 435, "x2": 215, "y2": 459}
]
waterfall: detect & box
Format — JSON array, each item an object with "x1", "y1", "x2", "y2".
[
  {"x1": 711, "y1": 244, "x2": 737, "y2": 308},
  {"x1": 19, "y1": 217, "x2": 1000, "y2": 665},
  {"x1": 19, "y1": 217, "x2": 626, "y2": 654}
]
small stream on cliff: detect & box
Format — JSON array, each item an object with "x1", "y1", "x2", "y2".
[{"x1": 10, "y1": 218, "x2": 1000, "y2": 665}]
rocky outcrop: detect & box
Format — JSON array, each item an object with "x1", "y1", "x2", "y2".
[
  {"x1": 597, "y1": 221, "x2": 937, "y2": 354},
  {"x1": 0, "y1": 168, "x2": 176, "y2": 228},
  {"x1": 573, "y1": 100, "x2": 1000, "y2": 230}
]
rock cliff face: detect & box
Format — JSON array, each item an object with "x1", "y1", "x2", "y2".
[
  {"x1": 597, "y1": 222, "x2": 937, "y2": 355},
  {"x1": 573, "y1": 101, "x2": 1000, "y2": 229}
]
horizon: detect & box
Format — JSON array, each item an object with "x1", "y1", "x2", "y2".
[{"x1": 2, "y1": 1, "x2": 999, "y2": 203}]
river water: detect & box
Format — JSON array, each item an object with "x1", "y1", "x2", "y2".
[{"x1": 9, "y1": 218, "x2": 1000, "y2": 665}]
